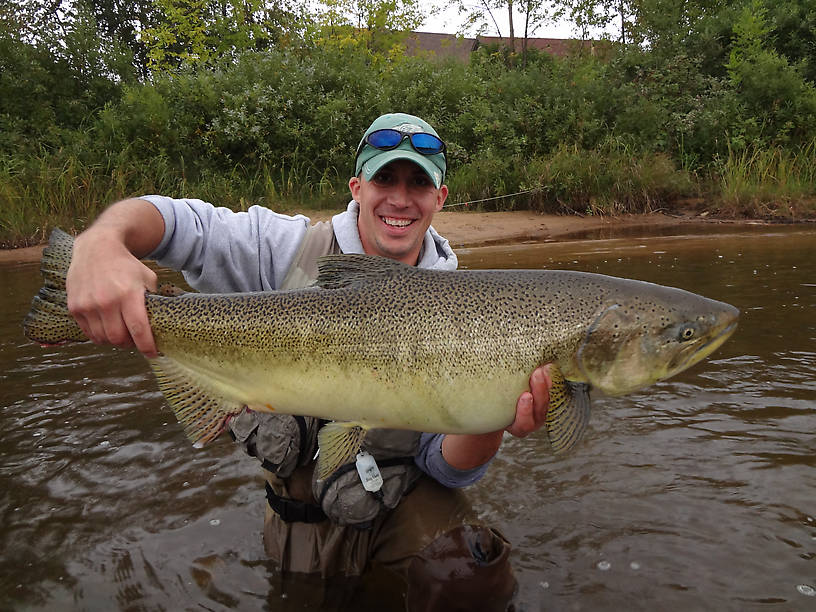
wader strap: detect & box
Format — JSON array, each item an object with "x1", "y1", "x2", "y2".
[
  {"x1": 279, "y1": 220, "x2": 339, "y2": 290},
  {"x1": 265, "y1": 482, "x2": 328, "y2": 523}
]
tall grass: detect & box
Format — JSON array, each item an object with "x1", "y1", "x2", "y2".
[
  {"x1": 713, "y1": 141, "x2": 816, "y2": 218},
  {"x1": 3, "y1": 141, "x2": 816, "y2": 249},
  {"x1": 0, "y1": 153, "x2": 348, "y2": 248}
]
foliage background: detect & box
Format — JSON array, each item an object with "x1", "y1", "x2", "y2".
[{"x1": 2, "y1": 0, "x2": 816, "y2": 246}]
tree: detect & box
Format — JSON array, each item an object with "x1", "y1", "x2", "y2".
[
  {"x1": 311, "y1": 0, "x2": 426, "y2": 57},
  {"x1": 456, "y1": 0, "x2": 561, "y2": 66},
  {"x1": 141, "y1": 0, "x2": 303, "y2": 72}
]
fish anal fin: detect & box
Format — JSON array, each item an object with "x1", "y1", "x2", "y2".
[
  {"x1": 149, "y1": 356, "x2": 244, "y2": 447},
  {"x1": 316, "y1": 422, "x2": 369, "y2": 480},
  {"x1": 546, "y1": 365, "x2": 592, "y2": 454}
]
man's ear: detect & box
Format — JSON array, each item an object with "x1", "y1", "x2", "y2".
[
  {"x1": 436, "y1": 184, "x2": 449, "y2": 212},
  {"x1": 349, "y1": 175, "x2": 361, "y2": 200}
]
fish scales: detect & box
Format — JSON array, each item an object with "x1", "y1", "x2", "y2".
[{"x1": 23, "y1": 229, "x2": 739, "y2": 477}]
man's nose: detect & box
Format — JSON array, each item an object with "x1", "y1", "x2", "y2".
[{"x1": 386, "y1": 179, "x2": 410, "y2": 206}]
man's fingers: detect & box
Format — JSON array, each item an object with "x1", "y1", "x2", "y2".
[
  {"x1": 530, "y1": 365, "x2": 552, "y2": 423},
  {"x1": 507, "y1": 392, "x2": 534, "y2": 438},
  {"x1": 99, "y1": 308, "x2": 135, "y2": 349},
  {"x1": 122, "y1": 296, "x2": 157, "y2": 357}
]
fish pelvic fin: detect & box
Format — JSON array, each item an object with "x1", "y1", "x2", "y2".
[
  {"x1": 546, "y1": 365, "x2": 592, "y2": 454},
  {"x1": 316, "y1": 421, "x2": 369, "y2": 480},
  {"x1": 149, "y1": 356, "x2": 245, "y2": 447},
  {"x1": 23, "y1": 229, "x2": 87, "y2": 345}
]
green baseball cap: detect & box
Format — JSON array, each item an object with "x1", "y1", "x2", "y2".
[{"x1": 354, "y1": 113, "x2": 447, "y2": 188}]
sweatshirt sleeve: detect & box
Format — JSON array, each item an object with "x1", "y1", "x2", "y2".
[
  {"x1": 415, "y1": 433, "x2": 492, "y2": 488},
  {"x1": 142, "y1": 195, "x2": 310, "y2": 292}
]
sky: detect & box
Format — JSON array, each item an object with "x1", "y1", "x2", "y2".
[{"x1": 419, "y1": 3, "x2": 578, "y2": 40}]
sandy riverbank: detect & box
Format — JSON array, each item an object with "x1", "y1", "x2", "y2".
[{"x1": 0, "y1": 210, "x2": 769, "y2": 264}]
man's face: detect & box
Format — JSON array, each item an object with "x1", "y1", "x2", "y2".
[{"x1": 349, "y1": 159, "x2": 448, "y2": 265}]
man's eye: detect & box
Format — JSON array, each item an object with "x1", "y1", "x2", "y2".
[{"x1": 373, "y1": 172, "x2": 393, "y2": 184}]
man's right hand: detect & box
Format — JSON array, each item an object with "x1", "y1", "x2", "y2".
[{"x1": 64, "y1": 198, "x2": 165, "y2": 357}]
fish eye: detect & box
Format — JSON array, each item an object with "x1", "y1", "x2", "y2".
[{"x1": 679, "y1": 327, "x2": 695, "y2": 341}]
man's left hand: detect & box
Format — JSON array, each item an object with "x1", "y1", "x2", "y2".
[
  {"x1": 506, "y1": 364, "x2": 551, "y2": 438},
  {"x1": 440, "y1": 364, "x2": 553, "y2": 470}
]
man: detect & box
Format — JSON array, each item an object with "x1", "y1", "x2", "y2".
[{"x1": 66, "y1": 113, "x2": 551, "y2": 610}]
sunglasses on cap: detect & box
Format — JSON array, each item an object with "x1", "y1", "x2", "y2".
[{"x1": 356, "y1": 129, "x2": 447, "y2": 158}]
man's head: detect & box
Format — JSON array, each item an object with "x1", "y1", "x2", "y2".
[
  {"x1": 354, "y1": 113, "x2": 447, "y2": 188},
  {"x1": 350, "y1": 113, "x2": 449, "y2": 266}
]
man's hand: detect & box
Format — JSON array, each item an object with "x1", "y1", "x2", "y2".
[
  {"x1": 64, "y1": 198, "x2": 165, "y2": 357},
  {"x1": 66, "y1": 233, "x2": 159, "y2": 356},
  {"x1": 505, "y1": 364, "x2": 551, "y2": 438},
  {"x1": 441, "y1": 364, "x2": 553, "y2": 470}
]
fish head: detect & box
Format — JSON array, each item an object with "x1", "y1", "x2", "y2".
[{"x1": 575, "y1": 285, "x2": 739, "y2": 396}]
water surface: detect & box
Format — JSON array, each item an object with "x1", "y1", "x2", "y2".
[{"x1": 1, "y1": 226, "x2": 814, "y2": 610}]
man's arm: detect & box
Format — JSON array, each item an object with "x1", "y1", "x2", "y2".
[
  {"x1": 441, "y1": 365, "x2": 552, "y2": 470},
  {"x1": 66, "y1": 198, "x2": 165, "y2": 357}
]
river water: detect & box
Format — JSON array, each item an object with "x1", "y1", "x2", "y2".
[{"x1": 1, "y1": 225, "x2": 814, "y2": 611}]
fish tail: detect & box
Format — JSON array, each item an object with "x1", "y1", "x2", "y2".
[{"x1": 22, "y1": 228, "x2": 87, "y2": 345}]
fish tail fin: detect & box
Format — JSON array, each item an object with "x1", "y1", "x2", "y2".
[
  {"x1": 316, "y1": 422, "x2": 369, "y2": 480},
  {"x1": 546, "y1": 365, "x2": 592, "y2": 454},
  {"x1": 149, "y1": 356, "x2": 245, "y2": 447},
  {"x1": 23, "y1": 228, "x2": 87, "y2": 345}
]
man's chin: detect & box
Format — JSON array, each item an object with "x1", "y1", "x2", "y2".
[{"x1": 372, "y1": 236, "x2": 421, "y2": 265}]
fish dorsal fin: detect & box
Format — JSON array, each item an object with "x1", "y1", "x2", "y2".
[
  {"x1": 546, "y1": 365, "x2": 592, "y2": 453},
  {"x1": 315, "y1": 254, "x2": 409, "y2": 290}
]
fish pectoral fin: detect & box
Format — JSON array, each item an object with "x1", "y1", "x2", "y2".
[
  {"x1": 546, "y1": 365, "x2": 591, "y2": 454},
  {"x1": 316, "y1": 421, "x2": 369, "y2": 480},
  {"x1": 149, "y1": 356, "x2": 245, "y2": 448}
]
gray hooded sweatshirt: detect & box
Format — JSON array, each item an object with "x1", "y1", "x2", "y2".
[{"x1": 142, "y1": 196, "x2": 491, "y2": 488}]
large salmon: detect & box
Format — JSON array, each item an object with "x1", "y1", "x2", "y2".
[{"x1": 23, "y1": 229, "x2": 739, "y2": 478}]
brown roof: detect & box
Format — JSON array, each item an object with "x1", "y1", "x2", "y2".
[
  {"x1": 404, "y1": 32, "x2": 476, "y2": 62},
  {"x1": 405, "y1": 31, "x2": 601, "y2": 61},
  {"x1": 476, "y1": 35, "x2": 598, "y2": 57}
]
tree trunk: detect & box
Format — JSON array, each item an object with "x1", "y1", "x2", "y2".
[
  {"x1": 523, "y1": 0, "x2": 530, "y2": 68},
  {"x1": 508, "y1": 0, "x2": 516, "y2": 54}
]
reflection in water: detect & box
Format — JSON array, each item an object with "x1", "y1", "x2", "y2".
[{"x1": 1, "y1": 227, "x2": 815, "y2": 610}]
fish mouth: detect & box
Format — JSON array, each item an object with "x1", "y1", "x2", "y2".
[{"x1": 668, "y1": 319, "x2": 738, "y2": 377}]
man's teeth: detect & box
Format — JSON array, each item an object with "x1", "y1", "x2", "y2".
[{"x1": 382, "y1": 217, "x2": 413, "y2": 227}]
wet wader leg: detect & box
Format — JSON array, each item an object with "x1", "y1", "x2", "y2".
[
  {"x1": 370, "y1": 476, "x2": 517, "y2": 612},
  {"x1": 262, "y1": 468, "x2": 374, "y2": 577}
]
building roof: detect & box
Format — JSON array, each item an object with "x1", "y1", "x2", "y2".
[{"x1": 405, "y1": 31, "x2": 600, "y2": 61}]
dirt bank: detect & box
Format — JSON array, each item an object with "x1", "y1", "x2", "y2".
[{"x1": 0, "y1": 210, "x2": 767, "y2": 264}]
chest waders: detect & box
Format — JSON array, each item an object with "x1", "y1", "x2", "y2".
[{"x1": 229, "y1": 220, "x2": 517, "y2": 611}]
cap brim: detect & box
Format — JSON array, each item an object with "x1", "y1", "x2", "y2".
[{"x1": 361, "y1": 149, "x2": 444, "y2": 189}]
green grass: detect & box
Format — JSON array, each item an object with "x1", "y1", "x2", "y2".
[
  {"x1": 3, "y1": 143, "x2": 816, "y2": 248},
  {"x1": 712, "y1": 141, "x2": 816, "y2": 218},
  {"x1": 0, "y1": 153, "x2": 348, "y2": 248}
]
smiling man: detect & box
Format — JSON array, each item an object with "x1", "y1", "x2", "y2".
[{"x1": 65, "y1": 112, "x2": 551, "y2": 611}]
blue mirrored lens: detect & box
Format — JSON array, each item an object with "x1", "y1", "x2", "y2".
[
  {"x1": 410, "y1": 133, "x2": 444, "y2": 154},
  {"x1": 367, "y1": 129, "x2": 403, "y2": 149}
]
